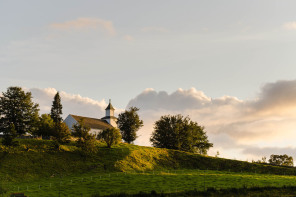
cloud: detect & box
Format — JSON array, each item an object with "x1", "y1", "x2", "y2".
[
  {"x1": 127, "y1": 80, "x2": 296, "y2": 161},
  {"x1": 49, "y1": 17, "x2": 116, "y2": 36},
  {"x1": 123, "y1": 35, "x2": 134, "y2": 41},
  {"x1": 29, "y1": 87, "x2": 110, "y2": 119},
  {"x1": 141, "y1": 26, "x2": 169, "y2": 33},
  {"x1": 283, "y1": 22, "x2": 296, "y2": 30}
]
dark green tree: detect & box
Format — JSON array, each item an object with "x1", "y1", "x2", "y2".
[
  {"x1": 150, "y1": 114, "x2": 213, "y2": 154},
  {"x1": 52, "y1": 122, "x2": 71, "y2": 145},
  {"x1": 116, "y1": 107, "x2": 143, "y2": 144},
  {"x1": 98, "y1": 127, "x2": 121, "y2": 148},
  {"x1": 0, "y1": 86, "x2": 39, "y2": 136},
  {"x1": 268, "y1": 154, "x2": 293, "y2": 166},
  {"x1": 35, "y1": 114, "x2": 54, "y2": 138},
  {"x1": 72, "y1": 120, "x2": 97, "y2": 152},
  {"x1": 50, "y1": 92, "x2": 63, "y2": 123},
  {"x1": 2, "y1": 123, "x2": 17, "y2": 146}
]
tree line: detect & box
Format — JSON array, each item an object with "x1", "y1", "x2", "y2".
[{"x1": 0, "y1": 86, "x2": 213, "y2": 155}]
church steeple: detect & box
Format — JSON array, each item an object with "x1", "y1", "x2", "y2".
[{"x1": 101, "y1": 99, "x2": 117, "y2": 127}]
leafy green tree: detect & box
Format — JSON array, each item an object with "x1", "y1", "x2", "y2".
[
  {"x1": 52, "y1": 122, "x2": 71, "y2": 144},
  {"x1": 150, "y1": 114, "x2": 213, "y2": 154},
  {"x1": 72, "y1": 120, "x2": 97, "y2": 152},
  {"x1": 2, "y1": 123, "x2": 17, "y2": 146},
  {"x1": 98, "y1": 127, "x2": 121, "y2": 148},
  {"x1": 35, "y1": 114, "x2": 54, "y2": 138},
  {"x1": 117, "y1": 107, "x2": 143, "y2": 144},
  {"x1": 0, "y1": 86, "x2": 39, "y2": 135},
  {"x1": 50, "y1": 92, "x2": 63, "y2": 123},
  {"x1": 268, "y1": 154, "x2": 293, "y2": 166}
]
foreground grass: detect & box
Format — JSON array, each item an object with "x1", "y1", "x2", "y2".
[{"x1": 2, "y1": 169, "x2": 296, "y2": 197}]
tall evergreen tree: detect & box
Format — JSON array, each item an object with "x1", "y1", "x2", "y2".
[
  {"x1": 0, "y1": 86, "x2": 39, "y2": 136},
  {"x1": 50, "y1": 92, "x2": 63, "y2": 123}
]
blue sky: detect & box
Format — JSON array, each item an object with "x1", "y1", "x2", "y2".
[{"x1": 2, "y1": 1, "x2": 296, "y2": 160}]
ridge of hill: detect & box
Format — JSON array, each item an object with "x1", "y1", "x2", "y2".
[{"x1": 0, "y1": 139, "x2": 295, "y2": 183}]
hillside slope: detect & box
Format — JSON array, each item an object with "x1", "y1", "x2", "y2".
[{"x1": 0, "y1": 139, "x2": 295, "y2": 182}]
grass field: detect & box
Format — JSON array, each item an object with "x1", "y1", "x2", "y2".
[
  {"x1": 2, "y1": 169, "x2": 296, "y2": 196},
  {"x1": 1, "y1": 139, "x2": 296, "y2": 196}
]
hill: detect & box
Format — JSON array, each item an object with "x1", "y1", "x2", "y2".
[{"x1": 0, "y1": 139, "x2": 295, "y2": 183}]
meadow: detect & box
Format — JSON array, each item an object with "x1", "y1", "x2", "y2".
[{"x1": 1, "y1": 139, "x2": 296, "y2": 196}]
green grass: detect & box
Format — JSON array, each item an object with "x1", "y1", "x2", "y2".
[
  {"x1": 1, "y1": 139, "x2": 296, "y2": 196},
  {"x1": 2, "y1": 170, "x2": 296, "y2": 196}
]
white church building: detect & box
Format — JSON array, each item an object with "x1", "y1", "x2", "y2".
[{"x1": 64, "y1": 100, "x2": 117, "y2": 137}]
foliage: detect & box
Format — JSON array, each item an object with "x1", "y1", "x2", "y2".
[
  {"x1": 72, "y1": 119, "x2": 97, "y2": 152},
  {"x1": 35, "y1": 114, "x2": 54, "y2": 137},
  {"x1": 150, "y1": 114, "x2": 213, "y2": 154},
  {"x1": 0, "y1": 86, "x2": 39, "y2": 135},
  {"x1": 50, "y1": 92, "x2": 63, "y2": 123},
  {"x1": 2, "y1": 123, "x2": 17, "y2": 146},
  {"x1": 51, "y1": 122, "x2": 71, "y2": 145},
  {"x1": 268, "y1": 154, "x2": 293, "y2": 166},
  {"x1": 98, "y1": 127, "x2": 122, "y2": 148},
  {"x1": 117, "y1": 107, "x2": 143, "y2": 144}
]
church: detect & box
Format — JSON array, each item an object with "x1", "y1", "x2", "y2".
[{"x1": 64, "y1": 100, "x2": 117, "y2": 137}]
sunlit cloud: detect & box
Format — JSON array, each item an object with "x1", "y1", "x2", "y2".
[
  {"x1": 123, "y1": 35, "x2": 134, "y2": 41},
  {"x1": 49, "y1": 17, "x2": 116, "y2": 36},
  {"x1": 283, "y1": 22, "x2": 296, "y2": 30}
]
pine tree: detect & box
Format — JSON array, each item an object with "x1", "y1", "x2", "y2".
[{"x1": 50, "y1": 92, "x2": 63, "y2": 123}]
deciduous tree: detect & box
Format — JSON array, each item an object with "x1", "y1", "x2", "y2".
[
  {"x1": 117, "y1": 107, "x2": 143, "y2": 144},
  {"x1": 98, "y1": 127, "x2": 121, "y2": 148},
  {"x1": 150, "y1": 114, "x2": 213, "y2": 154},
  {"x1": 268, "y1": 154, "x2": 293, "y2": 166},
  {"x1": 72, "y1": 120, "x2": 97, "y2": 152},
  {"x1": 0, "y1": 86, "x2": 39, "y2": 136}
]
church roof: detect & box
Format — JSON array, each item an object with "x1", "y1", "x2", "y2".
[
  {"x1": 70, "y1": 114, "x2": 113, "y2": 130},
  {"x1": 105, "y1": 100, "x2": 115, "y2": 110}
]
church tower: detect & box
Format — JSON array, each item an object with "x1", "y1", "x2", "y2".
[{"x1": 101, "y1": 99, "x2": 117, "y2": 127}]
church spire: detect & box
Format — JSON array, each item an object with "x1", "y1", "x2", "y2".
[{"x1": 105, "y1": 99, "x2": 115, "y2": 110}]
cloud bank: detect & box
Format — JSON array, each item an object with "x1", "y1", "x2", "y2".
[
  {"x1": 23, "y1": 79, "x2": 296, "y2": 162},
  {"x1": 49, "y1": 17, "x2": 116, "y2": 36},
  {"x1": 127, "y1": 80, "x2": 296, "y2": 161}
]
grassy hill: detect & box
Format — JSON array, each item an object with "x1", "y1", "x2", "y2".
[{"x1": 1, "y1": 139, "x2": 296, "y2": 196}]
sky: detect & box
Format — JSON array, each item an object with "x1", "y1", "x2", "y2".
[{"x1": 1, "y1": 1, "x2": 296, "y2": 161}]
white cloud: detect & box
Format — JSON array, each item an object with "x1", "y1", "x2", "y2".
[
  {"x1": 283, "y1": 22, "x2": 296, "y2": 30},
  {"x1": 127, "y1": 80, "x2": 296, "y2": 161},
  {"x1": 49, "y1": 17, "x2": 116, "y2": 36},
  {"x1": 29, "y1": 87, "x2": 110, "y2": 119}
]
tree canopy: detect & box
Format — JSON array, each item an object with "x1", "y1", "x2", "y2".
[
  {"x1": 72, "y1": 119, "x2": 97, "y2": 152},
  {"x1": 150, "y1": 114, "x2": 213, "y2": 154},
  {"x1": 117, "y1": 107, "x2": 143, "y2": 144},
  {"x1": 0, "y1": 86, "x2": 39, "y2": 136},
  {"x1": 268, "y1": 154, "x2": 293, "y2": 166},
  {"x1": 98, "y1": 127, "x2": 121, "y2": 148}
]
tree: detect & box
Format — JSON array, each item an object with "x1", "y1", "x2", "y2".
[
  {"x1": 117, "y1": 107, "x2": 143, "y2": 144},
  {"x1": 35, "y1": 114, "x2": 54, "y2": 138},
  {"x1": 72, "y1": 120, "x2": 97, "y2": 152},
  {"x1": 98, "y1": 127, "x2": 121, "y2": 148},
  {"x1": 150, "y1": 114, "x2": 213, "y2": 154},
  {"x1": 52, "y1": 122, "x2": 71, "y2": 144},
  {"x1": 0, "y1": 86, "x2": 39, "y2": 136},
  {"x1": 50, "y1": 92, "x2": 63, "y2": 123},
  {"x1": 268, "y1": 154, "x2": 293, "y2": 166},
  {"x1": 2, "y1": 123, "x2": 17, "y2": 146}
]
